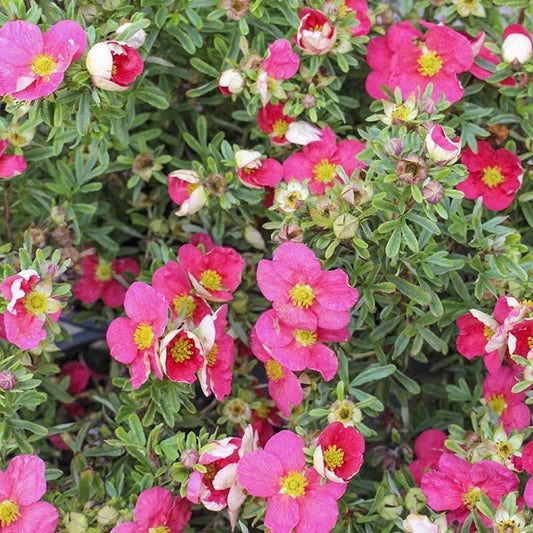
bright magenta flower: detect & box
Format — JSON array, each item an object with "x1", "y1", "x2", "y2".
[
  {"x1": 256, "y1": 242, "x2": 359, "y2": 330},
  {"x1": 313, "y1": 422, "x2": 365, "y2": 483},
  {"x1": 159, "y1": 328, "x2": 205, "y2": 384},
  {"x1": 1, "y1": 269, "x2": 61, "y2": 350},
  {"x1": 254, "y1": 309, "x2": 349, "y2": 381},
  {"x1": 344, "y1": 0, "x2": 371, "y2": 37},
  {"x1": 0, "y1": 455, "x2": 58, "y2": 533},
  {"x1": 421, "y1": 454, "x2": 518, "y2": 527},
  {"x1": 508, "y1": 319, "x2": 533, "y2": 358},
  {"x1": 73, "y1": 252, "x2": 139, "y2": 308},
  {"x1": 483, "y1": 367, "x2": 530, "y2": 432},
  {"x1": 283, "y1": 126, "x2": 365, "y2": 194},
  {"x1": 456, "y1": 141, "x2": 523, "y2": 211},
  {"x1": 106, "y1": 282, "x2": 168, "y2": 389},
  {"x1": 0, "y1": 20, "x2": 86, "y2": 101},
  {"x1": 522, "y1": 441, "x2": 533, "y2": 507},
  {"x1": 365, "y1": 21, "x2": 474, "y2": 104},
  {"x1": 408, "y1": 429, "x2": 447, "y2": 485},
  {"x1": 168, "y1": 170, "x2": 208, "y2": 216},
  {"x1": 110, "y1": 487, "x2": 191, "y2": 533},
  {"x1": 262, "y1": 39, "x2": 300, "y2": 80},
  {"x1": 0, "y1": 141, "x2": 26, "y2": 179},
  {"x1": 257, "y1": 103, "x2": 296, "y2": 145},
  {"x1": 235, "y1": 152, "x2": 283, "y2": 189},
  {"x1": 237, "y1": 431, "x2": 346, "y2": 533},
  {"x1": 178, "y1": 244, "x2": 245, "y2": 302}
]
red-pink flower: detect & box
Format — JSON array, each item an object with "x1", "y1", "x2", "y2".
[
  {"x1": 313, "y1": 422, "x2": 365, "y2": 483},
  {"x1": 168, "y1": 170, "x2": 208, "y2": 216},
  {"x1": 251, "y1": 328, "x2": 303, "y2": 417},
  {"x1": 483, "y1": 367, "x2": 530, "y2": 432},
  {"x1": 295, "y1": 9, "x2": 337, "y2": 56},
  {"x1": 178, "y1": 244, "x2": 245, "y2": 302},
  {"x1": 256, "y1": 242, "x2": 359, "y2": 330},
  {"x1": 456, "y1": 141, "x2": 523, "y2": 211},
  {"x1": 344, "y1": 0, "x2": 371, "y2": 37},
  {"x1": 257, "y1": 103, "x2": 296, "y2": 145},
  {"x1": 253, "y1": 309, "x2": 349, "y2": 381},
  {"x1": 421, "y1": 454, "x2": 518, "y2": 527},
  {"x1": 1, "y1": 269, "x2": 61, "y2": 350},
  {"x1": 152, "y1": 260, "x2": 211, "y2": 324},
  {"x1": 198, "y1": 305, "x2": 235, "y2": 401},
  {"x1": 73, "y1": 252, "x2": 139, "y2": 308},
  {"x1": 237, "y1": 430, "x2": 346, "y2": 533},
  {"x1": 408, "y1": 429, "x2": 447, "y2": 485},
  {"x1": 522, "y1": 441, "x2": 533, "y2": 507},
  {"x1": 235, "y1": 151, "x2": 283, "y2": 189},
  {"x1": 0, "y1": 20, "x2": 86, "y2": 101},
  {"x1": 366, "y1": 21, "x2": 474, "y2": 104},
  {"x1": 59, "y1": 359, "x2": 92, "y2": 394},
  {"x1": 283, "y1": 126, "x2": 365, "y2": 194},
  {"x1": 106, "y1": 282, "x2": 168, "y2": 389},
  {"x1": 263, "y1": 39, "x2": 300, "y2": 80},
  {"x1": 0, "y1": 141, "x2": 26, "y2": 178},
  {"x1": 508, "y1": 319, "x2": 533, "y2": 359},
  {"x1": 0, "y1": 455, "x2": 59, "y2": 533},
  {"x1": 110, "y1": 487, "x2": 191, "y2": 533},
  {"x1": 469, "y1": 33, "x2": 516, "y2": 86}
]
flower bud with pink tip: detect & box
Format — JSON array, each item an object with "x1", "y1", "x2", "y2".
[
  {"x1": 502, "y1": 24, "x2": 532, "y2": 65},
  {"x1": 424, "y1": 125, "x2": 461, "y2": 166},
  {"x1": 295, "y1": 9, "x2": 337, "y2": 55},
  {"x1": 218, "y1": 68, "x2": 245, "y2": 95}
]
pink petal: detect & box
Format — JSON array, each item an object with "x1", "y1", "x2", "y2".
[
  {"x1": 3, "y1": 310, "x2": 46, "y2": 350},
  {"x1": 264, "y1": 430, "x2": 305, "y2": 471},
  {"x1": 73, "y1": 276, "x2": 103, "y2": 304},
  {"x1": 306, "y1": 343, "x2": 338, "y2": 381},
  {"x1": 129, "y1": 352, "x2": 151, "y2": 389},
  {"x1": 264, "y1": 493, "x2": 299, "y2": 533},
  {"x1": 101, "y1": 281, "x2": 127, "y2": 308},
  {"x1": 237, "y1": 450, "x2": 284, "y2": 497},
  {"x1": 11, "y1": 72, "x2": 65, "y2": 101},
  {"x1": 106, "y1": 317, "x2": 138, "y2": 363},
  {"x1": 10, "y1": 501, "x2": 58, "y2": 533},
  {"x1": 5, "y1": 455, "x2": 46, "y2": 505},
  {"x1": 124, "y1": 282, "x2": 168, "y2": 333},
  {"x1": 109, "y1": 523, "x2": 139, "y2": 533},
  {"x1": 294, "y1": 488, "x2": 340, "y2": 533},
  {"x1": 134, "y1": 487, "x2": 173, "y2": 529},
  {"x1": 0, "y1": 154, "x2": 26, "y2": 178},
  {"x1": 43, "y1": 20, "x2": 87, "y2": 64}
]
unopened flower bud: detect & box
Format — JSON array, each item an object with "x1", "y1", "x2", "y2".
[
  {"x1": 274, "y1": 223, "x2": 304, "y2": 243},
  {"x1": 231, "y1": 290, "x2": 251, "y2": 314},
  {"x1": 424, "y1": 125, "x2": 461, "y2": 166},
  {"x1": 421, "y1": 98, "x2": 437, "y2": 115},
  {"x1": 180, "y1": 449, "x2": 199, "y2": 468},
  {"x1": 302, "y1": 94, "x2": 317, "y2": 109},
  {"x1": 205, "y1": 173, "x2": 227, "y2": 197},
  {"x1": 396, "y1": 155, "x2": 428, "y2": 184},
  {"x1": 220, "y1": 0, "x2": 249, "y2": 20},
  {"x1": 422, "y1": 180, "x2": 444, "y2": 204},
  {"x1": 386, "y1": 138, "x2": 403, "y2": 156},
  {"x1": 333, "y1": 213, "x2": 359, "y2": 240},
  {"x1": 502, "y1": 24, "x2": 532, "y2": 65},
  {"x1": 0, "y1": 370, "x2": 17, "y2": 391},
  {"x1": 285, "y1": 121, "x2": 322, "y2": 145},
  {"x1": 244, "y1": 226, "x2": 265, "y2": 250},
  {"x1": 96, "y1": 505, "x2": 119, "y2": 527},
  {"x1": 218, "y1": 69, "x2": 245, "y2": 95},
  {"x1": 116, "y1": 22, "x2": 147, "y2": 49}
]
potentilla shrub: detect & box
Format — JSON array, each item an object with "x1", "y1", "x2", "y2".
[{"x1": 0, "y1": 0, "x2": 532, "y2": 532}]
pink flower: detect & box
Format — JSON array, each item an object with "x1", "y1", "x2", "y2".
[
  {"x1": 424, "y1": 125, "x2": 461, "y2": 166},
  {"x1": 73, "y1": 252, "x2": 139, "y2": 308},
  {"x1": 508, "y1": 319, "x2": 533, "y2": 359},
  {"x1": 421, "y1": 454, "x2": 518, "y2": 527},
  {"x1": 111, "y1": 487, "x2": 191, "y2": 533},
  {"x1": 263, "y1": 39, "x2": 300, "y2": 80},
  {"x1": 469, "y1": 33, "x2": 516, "y2": 86},
  {"x1": 59, "y1": 359, "x2": 92, "y2": 394},
  {"x1": 257, "y1": 103, "x2": 296, "y2": 145},
  {"x1": 522, "y1": 441, "x2": 533, "y2": 507},
  {"x1": 152, "y1": 260, "x2": 211, "y2": 324},
  {"x1": 178, "y1": 244, "x2": 245, "y2": 302},
  {"x1": 456, "y1": 141, "x2": 523, "y2": 211},
  {"x1": 0, "y1": 20, "x2": 86, "y2": 101},
  {"x1": 235, "y1": 150, "x2": 283, "y2": 188},
  {"x1": 502, "y1": 24, "x2": 532, "y2": 65},
  {"x1": 408, "y1": 429, "x2": 447, "y2": 485},
  {"x1": 237, "y1": 430, "x2": 346, "y2": 533},
  {"x1": 313, "y1": 422, "x2": 365, "y2": 482},
  {"x1": 186, "y1": 437, "x2": 241, "y2": 511},
  {"x1": 295, "y1": 9, "x2": 337, "y2": 55},
  {"x1": 283, "y1": 126, "x2": 365, "y2": 194},
  {"x1": 251, "y1": 328, "x2": 303, "y2": 417},
  {"x1": 190, "y1": 232, "x2": 215, "y2": 251},
  {"x1": 0, "y1": 141, "x2": 26, "y2": 178},
  {"x1": 198, "y1": 305, "x2": 234, "y2": 401},
  {"x1": 0, "y1": 455, "x2": 59, "y2": 533},
  {"x1": 344, "y1": 0, "x2": 371, "y2": 37},
  {"x1": 1, "y1": 269, "x2": 61, "y2": 350},
  {"x1": 106, "y1": 282, "x2": 168, "y2": 389},
  {"x1": 366, "y1": 21, "x2": 474, "y2": 104},
  {"x1": 253, "y1": 309, "x2": 349, "y2": 381},
  {"x1": 483, "y1": 367, "x2": 530, "y2": 432},
  {"x1": 256, "y1": 242, "x2": 359, "y2": 330},
  {"x1": 85, "y1": 41, "x2": 143, "y2": 91},
  {"x1": 168, "y1": 170, "x2": 208, "y2": 216}
]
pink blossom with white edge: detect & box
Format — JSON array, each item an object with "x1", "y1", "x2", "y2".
[
  {"x1": 168, "y1": 169, "x2": 208, "y2": 216},
  {"x1": 424, "y1": 125, "x2": 461, "y2": 166},
  {"x1": 218, "y1": 68, "x2": 245, "y2": 95},
  {"x1": 295, "y1": 8, "x2": 337, "y2": 56}
]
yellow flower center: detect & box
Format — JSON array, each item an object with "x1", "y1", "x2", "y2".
[
  {"x1": 170, "y1": 336, "x2": 195, "y2": 363},
  {"x1": 31, "y1": 53, "x2": 56, "y2": 77},
  {"x1": 228, "y1": 399, "x2": 246, "y2": 417},
  {"x1": 488, "y1": 393, "x2": 507, "y2": 416},
  {"x1": 323, "y1": 444, "x2": 345, "y2": 470},
  {"x1": 313, "y1": 158, "x2": 337, "y2": 184},
  {"x1": 391, "y1": 104, "x2": 410, "y2": 122},
  {"x1": 461, "y1": 487, "x2": 481, "y2": 510},
  {"x1": 496, "y1": 441, "x2": 513, "y2": 460},
  {"x1": 496, "y1": 520, "x2": 520, "y2": 533},
  {"x1": 528, "y1": 336, "x2": 533, "y2": 349},
  {"x1": 149, "y1": 527, "x2": 171, "y2": 533},
  {"x1": 483, "y1": 325, "x2": 494, "y2": 340},
  {"x1": 256, "y1": 403, "x2": 270, "y2": 419},
  {"x1": 24, "y1": 290, "x2": 48, "y2": 314},
  {"x1": 289, "y1": 284, "x2": 315, "y2": 309},
  {"x1": 173, "y1": 294, "x2": 196, "y2": 318},
  {"x1": 417, "y1": 50, "x2": 443, "y2": 77},
  {"x1": 481, "y1": 166, "x2": 505, "y2": 188},
  {"x1": 187, "y1": 182, "x2": 200, "y2": 195},
  {"x1": 0, "y1": 499, "x2": 21, "y2": 528},
  {"x1": 294, "y1": 329, "x2": 317, "y2": 346},
  {"x1": 95, "y1": 262, "x2": 113, "y2": 281},
  {"x1": 133, "y1": 323, "x2": 154, "y2": 350},
  {"x1": 265, "y1": 359, "x2": 284, "y2": 382},
  {"x1": 286, "y1": 191, "x2": 303, "y2": 209},
  {"x1": 335, "y1": 404, "x2": 354, "y2": 423},
  {"x1": 279, "y1": 471, "x2": 308, "y2": 498},
  {"x1": 200, "y1": 269, "x2": 222, "y2": 290},
  {"x1": 272, "y1": 119, "x2": 289, "y2": 138},
  {"x1": 207, "y1": 343, "x2": 218, "y2": 366}
]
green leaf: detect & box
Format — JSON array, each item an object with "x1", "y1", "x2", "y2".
[
  {"x1": 351, "y1": 364, "x2": 396, "y2": 387},
  {"x1": 385, "y1": 275, "x2": 432, "y2": 306}
]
